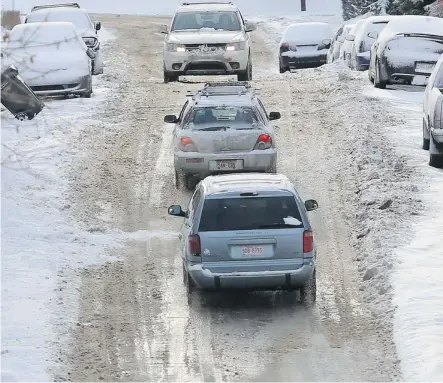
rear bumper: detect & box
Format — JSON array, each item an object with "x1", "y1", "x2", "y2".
[
  {"x1": 174, "y1": 149, "x2": 277, "y2": 178},
  {"x1": 280, "y1": 53, "x2": 327, "y2": 68},
  {"x1": 382, "y1": 60, "x2": 435, "y2": 85},
  {"x1": 356, "y1": 53, "x2": 370, "y2": 69},
  {"x1": 187, "y1": 262, "x2": 315, "y2": 290}
]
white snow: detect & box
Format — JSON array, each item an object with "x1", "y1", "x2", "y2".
[
  {"x1": 25, "y1": 7, "x2": 94, "y2": 32},
  {"x1": 353, "y1": 16, "x2": 395, "y2": 53},
  {"x1": 281, "y1": 22, "x2": 333, "y2": 45},
  {"x1": 385, "y1": 37, "x2": 443, "y2": 68}
]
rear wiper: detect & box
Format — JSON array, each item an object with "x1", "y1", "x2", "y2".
[
  {"x1": 258, "y1": 223, "x2": 301, "y2": 229},
  {"x1": 197, "y1": 126, "x2": 231, "y2": 131}
]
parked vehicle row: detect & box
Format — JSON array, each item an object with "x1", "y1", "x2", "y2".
[{"x1": 1, "y1": 2, "x2": 103, "y2": 100}]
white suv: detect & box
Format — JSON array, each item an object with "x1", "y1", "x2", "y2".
[{"x1": 160, "y1": 1, "x2": 255, "y2": 83}]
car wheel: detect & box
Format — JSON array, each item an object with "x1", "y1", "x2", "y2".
[
  {"x1": 237, "y1": 56, "x2": 252, "y2": 81},
  {"x1": 374, "y1": 59, "x2": 387, "y2": 89},
  {"x1": 423, "y1": 119, "x2": 430, "y2": 150},
  {"x1": 92, "y1": 50, "x2": 104, "y2": 75},
  {"x1": 185, "y1": 175, "x2": 198, "y2": 191},
  {"x1": 368, "y1": 69, "x2": 374, "y2": 83},
  {"x1": 279, "y1": 58, "x2": 287, "y2": 73},
  {"x1": 429, "y1": 135, "x2": 443, "y2": 168},
  {"x1": 81, "y1": 75, "x2": 93, "y2": 98},
  {"x1": 300, "y1": 269, "x2": 316, "y2": 305}
]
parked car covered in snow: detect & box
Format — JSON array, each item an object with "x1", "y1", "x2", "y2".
[
  {"x1": 350, "y1": 15, "x2": 397, "y2": 71},
  {"x1": 24, "y1": 4, "x2": 103, "y2": 75},
  {"x1": 279, "y1": 22, "x2": 333, "y2": 72},
  {"x1": 368, "y1": 15, "x2": 443, "y2": 89},
  {"x1": 327, "y1": 23, "x2": 354, "y2": 64},
  {"x1": 2, "y1": 22, "x2": 94, "y2": 97},
  {"x1": 340, "y1": 19, "x2": 364, "y2": 67},
  {"x1": 423, "y1": 53, "x2": 443, "y2": 168}
]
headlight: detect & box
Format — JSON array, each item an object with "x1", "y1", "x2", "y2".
[
  {"x1": 226, "y1": 41, "x2": 246, "y2": 51},
  {"x1": 83, "y1": 37, "x2": 98, "y2": 47},
  {"x1": 167, "y1": 43, "x2": 186, "y2": 52}
]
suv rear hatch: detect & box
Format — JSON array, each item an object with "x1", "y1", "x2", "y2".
[{"x1": 196, "y1": 192, "x2": 308, "y2": 273}]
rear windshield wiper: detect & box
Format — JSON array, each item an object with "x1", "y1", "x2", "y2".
[
  {"x1": 197, "y1": 126, "x2": 231, "y2": 131},
  {"x1": 258, "y1": 223, "x2": 302, "y2": 229}
]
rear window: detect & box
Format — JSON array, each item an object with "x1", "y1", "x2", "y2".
[
  {"x1": 198, "y1": 196, "x2": 303, "y2": 232},
  {"x1": 387, "y1": 36, "x2": 443, "y2": 54},
  {"x1": 183, "y1": 106, "x2": 260, "y2": 128}
]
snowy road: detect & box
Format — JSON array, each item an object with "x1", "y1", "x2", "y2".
[{"x1": 48, "y1": 15, "x2": 404, "y2": 381}]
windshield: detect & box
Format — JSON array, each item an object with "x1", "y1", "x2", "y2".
[
  {"x1": 26, "y1": 10, "x2": 92, "y2": 31},
  {"x1": 184, "y1": 106, "x2": 260, "y2": 129},
  {"x1": 171, "y1": 11, "x2": 241, "y2": 31},
  {"x1": 199, "y1": 196, "x2": 303, "y2": 232}
]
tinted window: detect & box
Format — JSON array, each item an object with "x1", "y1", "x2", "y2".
[
  {"x1": 183, "y1": 106, "x2": 260, "y2": 128},
  {"x1": 172, "y1": 11, "x2": 241, "y2": 31},
  {"x1": 199, "y1": 196, "x2": 303, "y2": 232}
]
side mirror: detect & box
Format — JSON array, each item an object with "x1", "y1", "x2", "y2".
[
  {"x1": 367, "y1": 31, "x2": 378, "y2": 39},
  {"x1": 269, "y1": 111, "x2": 281, "y2": 121},
  {"x1": 168, "y1": 204, "x2": 185, "y2": 217},
  {"x1": 346, "y1": 34, "x2": 355, "y2": 42},
  {"x1": 95, "y1": 21, "x2": 101, "y2": 31},
  {"x1": 164, "y1": 114, "x2": 178, "y2": 123},
  {"x1": 245, "y1": 21, "x2": 256, "y2": 32},
  {"x1": 305, "y1": 199, "x2": 319, "y2": 212},
  {"x1": 159, "y1": 24, "x2": 168, "y2": 34},
  {"x1": 86, "y1": 48, "x2": 95, "y2": 59}
]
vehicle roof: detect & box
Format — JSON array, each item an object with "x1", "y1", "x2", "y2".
[
  {"x1": 201, "y1": 173, "x2": 297, "y2": 196},
  {"x1": 176, "y1": 2, "x2": 238, "y2": 13},
  {"x1": 379, "y1": 15, "x2": 443, "y2": 40},
  {"x1": 11, "y1": 21, "x2": 76, "y2": 33},
  {"x1": 192, "y1": 94, "x2": 256, "y2": 107},
  {"x1": 27, "y1": 6, "x2": 88, "y2": 17}
]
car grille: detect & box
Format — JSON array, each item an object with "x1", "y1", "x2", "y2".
[
  {"x1": 185, "y1": 43, "x2": 226, "y2": 52},
  {"x1": 31, "y1": 84, "x2": 79, "y2": 91}
]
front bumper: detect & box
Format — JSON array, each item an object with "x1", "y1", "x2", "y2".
[
  {"x1": 174, "y1": 149, "x2": 277, "y2": 178},
  {"x1": 30, "y1": 75, "x2": 90, "y2": 96},
  {"x1": 280, "y1": 51, "x2": 327, "y2": 68},
  {"x1": 383, "y1": 60, "x2": 435, "y2": 85},
  {"x1": 164, "y1": 49, "x2": 249, "y2": 76},
  {"x1": 188, "y1": 262, "x2": 315, "y2": 290}
]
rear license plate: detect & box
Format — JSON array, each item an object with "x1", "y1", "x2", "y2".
[
  {"x1": 242, "y1": 245, "x2": 264, "y2": 256},
  {"x1": 209, "y1": 159, "x2": 243, "y2": 171},
  {"x1": 415, "y1": 62, "x2": 435, "y2": 74}
]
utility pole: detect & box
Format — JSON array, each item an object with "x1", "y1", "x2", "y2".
[{"x1": 301, "y1": 0, "x2": 306, "y2": 12}]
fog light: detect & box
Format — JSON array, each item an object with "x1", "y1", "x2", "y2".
[
  {"x1": 230, "y1": 62, "x2": 240, "y2": 70},
  {"x1": 172, "y1": 63, "x2": 182, "y2": 70}
]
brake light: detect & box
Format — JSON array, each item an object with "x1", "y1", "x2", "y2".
[
  {"x1": 303, "y1": 230, "x2": 314, "y2": 253},
  {"x1": 188, "y1": 234, "x2": 201, "y2": 256},
  {"x1": 280, "y1": 42, "x2": 290, "y2": 52},
  {"x1": 179, "y1": 136, "x2": 197, "y2": 152},
  {"x1": 254, "y1": 133, "x2": 272, "y2": 150}
]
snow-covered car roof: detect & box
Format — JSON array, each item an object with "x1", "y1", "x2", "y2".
[
  {"x1": 6, "y1": 21, "x2": 86, "y2": 50},
  {"x1": 354, "y1": 15, "x2": 399, "y2": 51},
  {"x1": 281, "y1": 22, "x2": 333, "y2": 43},
  {"x1": 177, "y1": 2, "x2": 238, "y2": 13},
  {"x1": 25, "y1": 7, "x2": 94, "y2": 32},
  {"x1": 378, "y1": 15, "x2": 443, "y2": 44}
]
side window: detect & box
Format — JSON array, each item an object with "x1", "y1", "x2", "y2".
[
  {"x1": 257, "y1": 98, "x2": 269, "y2": 120},
  {"x1": 185, "y1": 186, "x2": 202, "y2": 224}
]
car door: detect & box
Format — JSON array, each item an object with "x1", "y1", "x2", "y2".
[{"x1": 183, "y1": 186, "x2": 203, "y2": 262}]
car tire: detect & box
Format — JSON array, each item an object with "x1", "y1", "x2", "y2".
[
  {"x1": 237, "y1": 56, "x2": 252, "y2": 81},
  {"x1": 423, "y1": 119, "x2": 430, "y2": 150},
  {"x1": 92, "y1": 50, "x2": 104, "y2": 75},
  {"x1": 368, "y1": 69, "x2": 374, "y2": 83},
  {"x1": 80, "y1": 74, "x2": 93, "y2": 98},
  {"x1": 300, "y1": 269, "x2": 316, "y2": 305},
  {"x1": 429, "y1": 135, "x2": 443, "y2": 168},
  {"x1": 163, "y1": 64, "x2": 179, "y2": 83},
  {"x1": 185, "y1": 175, "x2": 198, "y2": 191},
  {"x1": 374, "y1": 59, "x2": 387, "y2": 89}
]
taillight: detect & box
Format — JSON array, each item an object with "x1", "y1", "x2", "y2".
[
  {"x1": 179, "y1": 136, "x2": 197, "y2": 152},
  {"x1": 280, "y1": 42, "x2": 290, "y2": 52},
  {"x1": 303, "y1": 230, "x2": 314, "y2": 253},
  {"x1": 188, "y1": 234, "x2": 201, "y2": 256},
  {"x1": 254, "y1": 133, "x2": 272, "y2": 150}
]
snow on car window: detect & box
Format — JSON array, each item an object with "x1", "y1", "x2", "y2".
[
  {"x1": 5, "y1": 23, "x2": 85, "y2": 51},
  {"x1": 282, "y1": 22, "x2": 333, "y2": 44},
  {"x1": 185, "y1": 106, "x2": 259, "y2": 127},
  {"x1": 360, "y1": 22, "x2": 389, "y2": 51},
  {"x1": 26, "y1": 9, "x2": 92, "y2": 31},
  {"x1": 386, "y1": 36, "x2": 443, "y2": 66},
  {"x1": 172, "y1": 11, "x2": 241, "y2": 31},
  {"x1": 198, "y1": 196, "x2": 303, "y2": 232}
]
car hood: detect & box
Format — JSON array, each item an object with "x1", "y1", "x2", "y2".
[{"x1": 168, "y1": 30, "x2": 244, "y2": 45}]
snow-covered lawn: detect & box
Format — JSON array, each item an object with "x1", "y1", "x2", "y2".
[
  {"x1": 363, "y1": 86, "x2": 443, "y2": 381},
  {"x1": 1, "y1": 28, "x2": 121, "y2": 382}
]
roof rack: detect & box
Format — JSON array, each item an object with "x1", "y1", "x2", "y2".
[
  {"x1": 31, "y1": 2, "x2": 80, "y2": 11},
  {"x1": 182, "y1": 2, "x2": 234, "y2": 6},
  {"x1": 203, "y1": 81, "x2": 251, "y2": 88}
]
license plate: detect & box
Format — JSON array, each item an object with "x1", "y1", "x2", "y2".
[
  {"x1": 415, "y1": 62, "x2": 435, "y2": 74},
  {"x1": 209, "y1": 159, "x2": 243, "y2": 171},
  {"x1": 242, "y1": 245, "x2": 264, "y2": 256}
]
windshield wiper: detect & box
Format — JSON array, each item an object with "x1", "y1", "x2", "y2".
[
  {"x1": 258, "y1": 223, "x2": 301, "y2": 229},
  {"x1": 197, "y1": 126, "x2": 231, "y2": 131}
]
